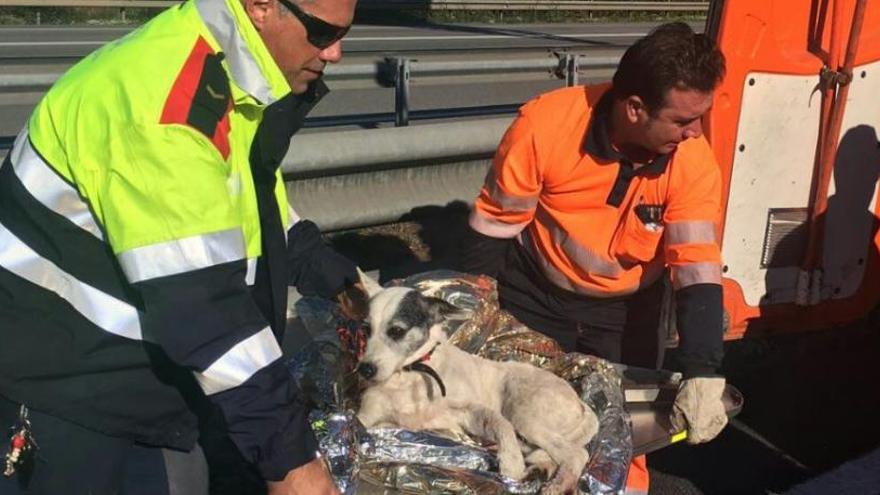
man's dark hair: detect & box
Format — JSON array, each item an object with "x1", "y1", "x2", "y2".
[{"x1": 612, "y1": 22, "x2": 726, "y2": 114}]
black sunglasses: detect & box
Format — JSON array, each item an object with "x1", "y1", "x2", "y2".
[{"x1": 277, "y1": 0, "x2": 351, "y2": 49}]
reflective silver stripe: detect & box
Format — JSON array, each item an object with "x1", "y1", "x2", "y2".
[
  {"x1": 245, "y1": 257, "x2": 257, "y2": 286},
  {"x1": 284, "y1": 204, "x2": 300, "y2": 248},
  {"x1": 0, "y1": 219, "x2": 142, "y2": 340},
  {"x1": 197, "y1": 0, "x2": 275, "y2": 104},
  {"x1": 537, "y1": 208, "x2": 623, "y2": 278},
  {"x1": 8, "y1": 128, "x2": 103, "y2": 240},
  {"x1": 118, "y1": 228, "x2": 247, "y2": 283},
  {"x1": 519, "y1": 228, "x2": 664, "y2": 298},
  {"x1": 287, "y1": 205, "x2": 301, "y2": 232},
  {"x1": 483, "y1": 168, "x2": 539, "y2": 212},
  {"x1": 671, "y1": 261, "x2": 722, "y2": 289},
  {"x1": 468, "y1": 208, "x2": 529, "y2": 239},
  {"x1": 665, "y1": 220, "x2": 717, "y2": 246},
  {"x1": 195, "y1": 326, "x2": 282, "y2": 395}
]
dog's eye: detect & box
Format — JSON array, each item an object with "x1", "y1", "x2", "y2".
[
  {"x1": 361, "y1": 321, "x2": 372, "y2": 338},
  {"x1": 387, "y1": 325, "x2": 407, "y2": 341}
]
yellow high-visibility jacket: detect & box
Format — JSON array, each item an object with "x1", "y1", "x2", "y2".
[{"x1": 0, "y1": 0, "x2": 324, "y2": 479}]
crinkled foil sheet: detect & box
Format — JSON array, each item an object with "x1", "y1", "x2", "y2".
[{"x1": 289, "y1": 270, "x2": 632, "y2": 494}]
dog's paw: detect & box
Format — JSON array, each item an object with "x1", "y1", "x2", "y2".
[
  {"x1": 524, "y1": 449, "x2": 558, "y2": 479},
  {"x1": 539, "y1": 467, "x2": 578, "y2": 495},
  {"x1": 524, "y1": 464, "x2": 550, "y2": 483}
]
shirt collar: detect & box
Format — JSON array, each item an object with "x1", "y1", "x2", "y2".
[
  {"x1": 582, "y1": 87, "x2": 671, "y2": 176},
  {"x1": 197, "y1": 0, "x2": 293, "y2": 106}
]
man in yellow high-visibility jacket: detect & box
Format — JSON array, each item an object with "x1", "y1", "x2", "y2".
[{"x1": 0, "y1": 1, "x2": 357, "y2": 494}]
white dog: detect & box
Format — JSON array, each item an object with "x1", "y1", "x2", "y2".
[{"x1": 348, "y1": 270, "x2": 599, "y2": 494}]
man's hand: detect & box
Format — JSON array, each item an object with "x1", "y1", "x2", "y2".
[
  {"x1": 669, "y1": 376, "x2": 728, "y2": 444},
  {"x1": 267, "y1": 458, "x2": 340, "y2": 495}
]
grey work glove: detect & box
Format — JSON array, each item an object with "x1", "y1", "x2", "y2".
[{"x1": 670, "y1": 376, "x2": 728, "y2": 444}]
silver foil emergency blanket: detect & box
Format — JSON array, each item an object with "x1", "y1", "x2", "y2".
[{"x1": 288, "y1": 271, "x2": 632, "y2": 494}]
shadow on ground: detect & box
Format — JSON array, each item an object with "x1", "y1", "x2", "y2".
[{"x1": 327, "y1": 201, "x2": 471, "y2": 283}]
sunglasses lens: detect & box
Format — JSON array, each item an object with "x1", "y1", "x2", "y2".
[
  {"x1": 280, "y1": 0, "x2": 350, "y2": 49},
  {"x1": 308, "y1": 24, "x2": 350, "y2": 49}
]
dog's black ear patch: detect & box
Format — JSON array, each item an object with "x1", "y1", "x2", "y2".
[
  {"x1": 423, "y1": 296, "x2": 460, "y2": 324},
  {"x1": 338, "y1": 282, "x2": 369, "y2": 322}
]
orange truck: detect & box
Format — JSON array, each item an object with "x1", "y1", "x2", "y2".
[{"x1": 707, "y1": 0, "x2": 880, "y2": 338}]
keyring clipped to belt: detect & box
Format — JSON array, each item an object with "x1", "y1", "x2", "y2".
[{"x1": 4, "y1": 404, "x2": 37, "y2": 478}]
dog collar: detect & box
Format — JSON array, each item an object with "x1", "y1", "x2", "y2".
[
  {"x1": 407, "y1": 344, "x2": 438, "y2": 365},
  {"x1": 402, "y1": 344, "x2": 446, "y2": 397}
]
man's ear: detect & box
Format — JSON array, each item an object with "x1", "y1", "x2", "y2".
[
  {"x1": 357, "y1": 267, "x2": 383, "y2": 298},
  {"x1": 337, "y1": 282, "x2": 369, "y2": 322},
  {"x1": 242, "y1": 0, "x2": 272, "y2": 31},
  {"x1": 625, "y1": 95, "x2": 646, "y2": 124}
]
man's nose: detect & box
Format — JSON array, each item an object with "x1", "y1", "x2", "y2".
[
  {"x1": 318, "y1": 40, "x2": 343, "y2": 64},
  {"x1": 357, "y1": 362, "x2": 377, "y2": 380}
]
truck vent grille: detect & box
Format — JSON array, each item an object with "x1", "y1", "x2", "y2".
[{"x1": 761, "y1": 208, "x2": 808, "y2": 268}]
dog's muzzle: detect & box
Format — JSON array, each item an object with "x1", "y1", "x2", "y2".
[{"x1": 357, "y1": 362, "x2": 377, "y2": 380}]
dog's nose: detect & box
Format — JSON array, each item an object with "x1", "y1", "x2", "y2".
[{"x1": 357, "y1": 362, "x2": 377, "y2": 380}]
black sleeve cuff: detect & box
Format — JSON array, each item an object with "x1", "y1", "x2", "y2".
[
  {"x1": 213, "y1": 359, "x2": 318, "y2": 481},
  {"x1": 136, "y1": 262, "x2": 317, "y2": 481},
  {"x1": 287, "y1": 220, "x2": 357, "y2": 299},
  {"x1": 458, "y1": 224, "x2": 512, "y2": 278},
  {"x1": 674, "y1": 283, "x2": 724, "y2": 378}
]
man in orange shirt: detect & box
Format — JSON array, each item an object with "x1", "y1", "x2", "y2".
[{"x1": 462, "y1": 22, "x2": 729, "y2": 490}]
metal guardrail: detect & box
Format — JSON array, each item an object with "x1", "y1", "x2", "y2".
[
  {"x1": 0, "y1": 0, "x2": 708, "y2": 11},
  {"x1": 283, "y1": 118, "x2": 512, "y2": 230},
  {"x1": 0, "y1": 52, "x2": 619, "y2": 131},
  {"x1": 286, "y1": 117, "x2": 511, "y2": 178},
  {"x1": 0, "y1": 55, "x2": 620, "y2": 89}
]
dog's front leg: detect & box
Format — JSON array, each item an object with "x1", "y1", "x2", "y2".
[
  {"x1": 357, "y1": 389, "x2": 388, "y2": 428},
  {"x1": 452, "y1": 404, "x2": 527, "y2": 480}
]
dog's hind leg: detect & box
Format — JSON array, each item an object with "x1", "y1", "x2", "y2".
[
  {"x1": 453, "y1": 404, "x2": 527, "y2": 480},
  {"x1": 515, "y1": 422, "x2": 589, "y2": 494}
]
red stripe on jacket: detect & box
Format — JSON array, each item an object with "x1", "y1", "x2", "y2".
[{"x1": 160, "y1": 36, "x2": 232, "y2": 160}]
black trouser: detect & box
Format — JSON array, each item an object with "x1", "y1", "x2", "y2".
[
  {"x1": 0, "y1": 395, "x2": 208, "y2": 495},
  {"x1": 497, "y1": 243, "x2": 667, "y2": 369}
]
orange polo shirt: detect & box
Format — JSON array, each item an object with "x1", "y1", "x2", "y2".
[{"x1": 470, "y1": 84, "x2": 722, "y2": 297}]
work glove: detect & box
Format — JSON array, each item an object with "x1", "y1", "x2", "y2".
[
  {"x1": 288, "y1": 220, "x2": 358, "y2": 300},
  {"x1": 669, "y1": 376, "x2": 728, "y2": 444}
]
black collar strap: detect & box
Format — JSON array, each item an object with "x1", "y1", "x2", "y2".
[
  {"x1": 402, "y1": 361, "x2": 446, "y2": 397},
  {"x1": 582, "y1": 89, "x2": 619, "y2": 161},
  {"x1": 402, "y1": 344, "x2": 446, "y2": 397}
]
